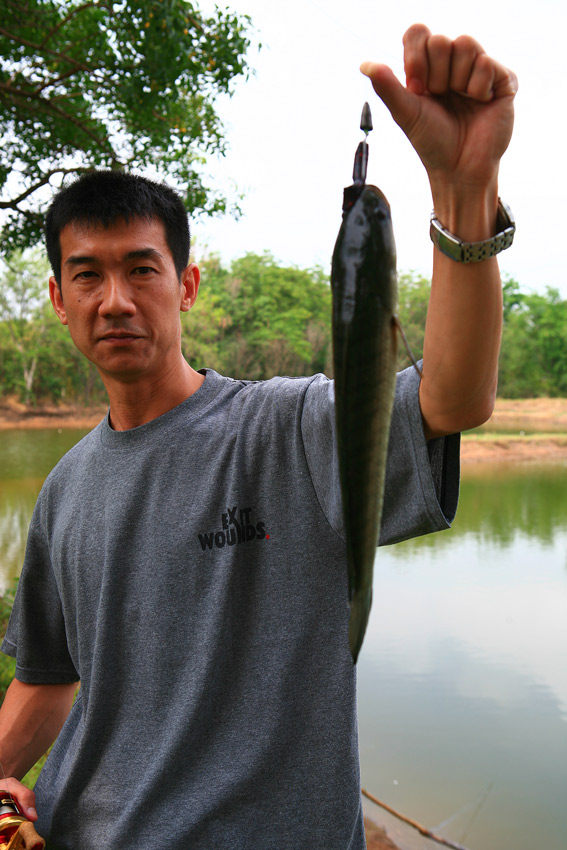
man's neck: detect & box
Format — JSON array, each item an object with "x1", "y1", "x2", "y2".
[{"x1": 103, "y1": 359, "x2": 205, "y2": 431}]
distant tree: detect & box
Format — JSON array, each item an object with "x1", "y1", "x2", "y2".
[
  {"x1": 499, "y1": 278, "x2": 567, "y2": 397},
  {"x1": 182, "y1": 252, "x2": 332, "y2": 379},
  {"x1": 0, "y1": 246, "x2": 50, "y2": 401},
  {"x1": 0, "y1": 0, "x2": 253, "y2": 253},
  {"x1": 33, "y1": 306, "x2": 107, "y2": 404},
  {"x1": 394, "y1": 272, "x2": 567, "y2": 398},
  {"x1": 396, "y1": 271, "x2": 430, "y2": 370}
]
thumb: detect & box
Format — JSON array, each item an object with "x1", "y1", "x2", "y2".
[{"x1": 360, "y1": 62, "x2": 418, "y2": 136}]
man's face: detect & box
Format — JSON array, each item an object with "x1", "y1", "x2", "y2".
[{"x1": 49, "y1": 217, "x2": 199, "y2": 384}]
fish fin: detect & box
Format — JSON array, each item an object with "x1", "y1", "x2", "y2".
[
  {"x1": 348, "y1": 588, "x2": 373, "y2": 664},
  {"x1": 393, "y1": 315, "x2": 422, "y2": 378}
]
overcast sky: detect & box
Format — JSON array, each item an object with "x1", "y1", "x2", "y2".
[{"x1": 195, "y1": 0, "x2": 566, "y2": 298}]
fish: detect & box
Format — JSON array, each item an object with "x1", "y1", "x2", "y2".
[{"x1": 331, "y1": 103, "x2": 398, "y2": 664}]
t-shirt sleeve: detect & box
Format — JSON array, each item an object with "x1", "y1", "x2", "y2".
[
  {"x1": 1, "y1": 494, "x2": 79, "y2": 684},
  {"x1": 300, "y1": 366, "x2": 460, "y2": 546}
]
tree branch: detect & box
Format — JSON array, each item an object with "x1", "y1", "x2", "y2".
[
  {"x1": 0, "y1": 166, "x2": 97, "y2": 210},
  {"x1": 0, "y1": 82, "x2": 117, "y2": 157},
  {"x1": 361, "y1": 789, "x2": 472, "y2": 850},
  {"x1": 32, "y1": 66, "x2": 82, "y2": 97},
  {"x1": 0, "y1": 26, "x2": 93, "y2": 74},
  {"x1": 39, "y1": 1, "x2": 111, "y2": 49}
]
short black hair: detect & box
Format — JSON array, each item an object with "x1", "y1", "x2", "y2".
[{"x1": 45, "y1": 171, "x2": 190, "y2": 285}]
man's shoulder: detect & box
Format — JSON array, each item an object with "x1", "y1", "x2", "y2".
[
  {"x1": 207, "y1": 369, "x2": 331, "y2": 409},
  {"x1": 212, "y1": 370, "x2": 329, "y2": 393},
  {"x1": 199, "y1": 370, "x2": 334, "y2": 440}
]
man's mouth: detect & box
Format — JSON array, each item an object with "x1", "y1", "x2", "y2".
[{"x1": 99, "y1": 331, "x2": 143, "y2": 343}]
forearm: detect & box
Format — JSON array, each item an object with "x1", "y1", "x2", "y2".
[
  {"x1": 361, "y1": 26, "x2": 516, "y2": 440},
  {"x1": 0, "y1": 678, "x2": 77, "y2": 779},
  {"x1": 419, "y1": 180, "x2": 503, "y2": 439}
]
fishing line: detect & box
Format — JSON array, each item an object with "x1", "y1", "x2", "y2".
[
  {"x1": 0, "y1": 759, "x2": 14, "y2": 806},
  {"x1": 431, "y1": 781, "x2": 494, "y2": 835},
  {"x1": 393, "y1": 316, "x2": 422, "y2": 377},
  {"x1": 458, "y1": 781, "x2": 494, "y2": 844}
]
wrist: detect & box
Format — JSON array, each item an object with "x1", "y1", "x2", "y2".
[
  {"x1": 429, "y1": 178, "x2": 500, "y2": 242},
  {"x1": 430, "y1": 198, "x2": 515, "y2": 264}
]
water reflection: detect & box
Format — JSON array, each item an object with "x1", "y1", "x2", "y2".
[
  {"x1": 0, "y1": 429, "x2": 89, "y2": 591},
  {"x1": 359, "y1": 464, "x2": 567, "y2": 850},
  {"x1": 0, "y1": 481, "x2": 42, "y2": 584},
  {"x1": 360, "y1": 638, "x2": 567, "y2": 850},
  {"x1": 0, "y1": 429, "x2": 87, "y2": 481},
  {"x1": 389, "y1": 464, "x2": 567, "y2": 551}
]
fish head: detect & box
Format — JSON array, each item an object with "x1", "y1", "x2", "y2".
[{"x1": 333, "y1": 184, "x2": 398, "y2": 315}]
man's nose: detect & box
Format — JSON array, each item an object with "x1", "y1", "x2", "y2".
[{"x1": 98, "y1": 276, "x2": 136, "y2": 317}]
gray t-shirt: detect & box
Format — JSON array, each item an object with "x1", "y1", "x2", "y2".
[{"x1": 2, "y1": 368, "x2": 459, "y2": 850}]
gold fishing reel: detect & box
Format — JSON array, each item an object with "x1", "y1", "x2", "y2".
[{"x1": 0, "y1": 793, "x2": 45, "y2": 850}]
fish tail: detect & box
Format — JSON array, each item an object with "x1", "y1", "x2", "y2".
[{"x1": 348, "y1": 588, "x2": 373, "y2": 664}]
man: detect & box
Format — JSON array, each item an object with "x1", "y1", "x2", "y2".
[{"x1": 0, "y1": 25, "x2": 516, "y2": 849}]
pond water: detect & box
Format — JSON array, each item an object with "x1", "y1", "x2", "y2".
[
  {"x1": 0, "y1": 430, "x2": 566, "y2": 850},
  {"x1": 359, "y1": 463, "x2": 567, "y2": 850},
  {"x1": 0, "y1": 430, "x2": 88, "y2": 586}
]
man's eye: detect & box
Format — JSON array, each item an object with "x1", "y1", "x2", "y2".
[
  {"x1": 75, "y1": 271, "x2": 97, "y2": 280},
  {"x1": 133, "y1": 266, "x2": 155, "y2": 276}
]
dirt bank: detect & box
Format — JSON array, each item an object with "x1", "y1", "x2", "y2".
[
  {"x1": 461, "y1": 433, "x2": 567, "y2": 464},
  {"x1": 461, "y1": 397, "x2": 567, "y2": 464},
  {"x1": 0, "y1": 397, "x2": 107, "y2": 430},
  {"x1": 481, "y1": 396, "x2": 567, "y2": 431},
  {"x1": 364, "y1": 817, "x2": 402, "y2": 850},
  {"x1": 0, "y1": 396, "x2": 565, "y2": 464}
]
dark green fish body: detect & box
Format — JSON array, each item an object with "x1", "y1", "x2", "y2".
[{"x1": 331, "y1": 183, "x2": 398, "y2": 663}]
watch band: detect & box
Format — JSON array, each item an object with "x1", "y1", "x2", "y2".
[{"x1": 430, "y1": 199, "x2": 516, "y2": 263}]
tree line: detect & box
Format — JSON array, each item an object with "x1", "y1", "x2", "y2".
[
  {"x1": 2, "y1": 3, "x2": 563, "y2": 406},
  {"x1": 0, "y1": 248, "x2": 565, "y2": 405}
]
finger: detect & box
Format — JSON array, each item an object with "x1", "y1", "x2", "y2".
[
  {"x1": 493, "y1": 61, "x2": 518, "y2": 99},
  {"x1": 450, "y1": 34, "x2": 486, "y2": 94},
  {"x1": 402, "y1": 23, "x2": 431, "y2": 94},
  {"x1": 467, "y1": 53, "x2": 518, "y2": 102},
  {"x1": 425, "y1": 34, "x2": 453, "y2": 94},
  {"x1": 360, "y1": 62, "x2": 418, "y2": 136},
  {"x1": 465, "y1": 53, "x2": 497, "y2": 102}
]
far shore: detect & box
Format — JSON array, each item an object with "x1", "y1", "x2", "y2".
[
  {"x1": 459, "y1": 396, "x2": 567, "y2": 464},
  {"x1": 0, "y1": 399, "x2": 108, "y2": 431},
  {"x1": 0, "y1": 396, "x2": 565, "y2": 464}
]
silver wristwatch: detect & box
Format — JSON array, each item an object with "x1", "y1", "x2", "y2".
[{"x1": 430, "y1": 199, "x2": 515, "y2": 263}]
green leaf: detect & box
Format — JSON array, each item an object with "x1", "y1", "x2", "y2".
[{"x1": 0, "y1": 0, "x2": 255, "y2": 251}]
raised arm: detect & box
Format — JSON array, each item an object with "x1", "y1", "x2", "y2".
[
  {"x1": 362, "y1": 24, "x2": 518, "y2": 439},
  {"x1": 0, "y1": 678, "x2": 77, "y2": 820}
]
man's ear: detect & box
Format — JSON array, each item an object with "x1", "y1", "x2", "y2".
[
  {"x1": 180, "y1": 263, "x2": 200, "y2": 313},
  {"x1": 49, "y1": 277, "x2": 68, "y2": 325}
]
